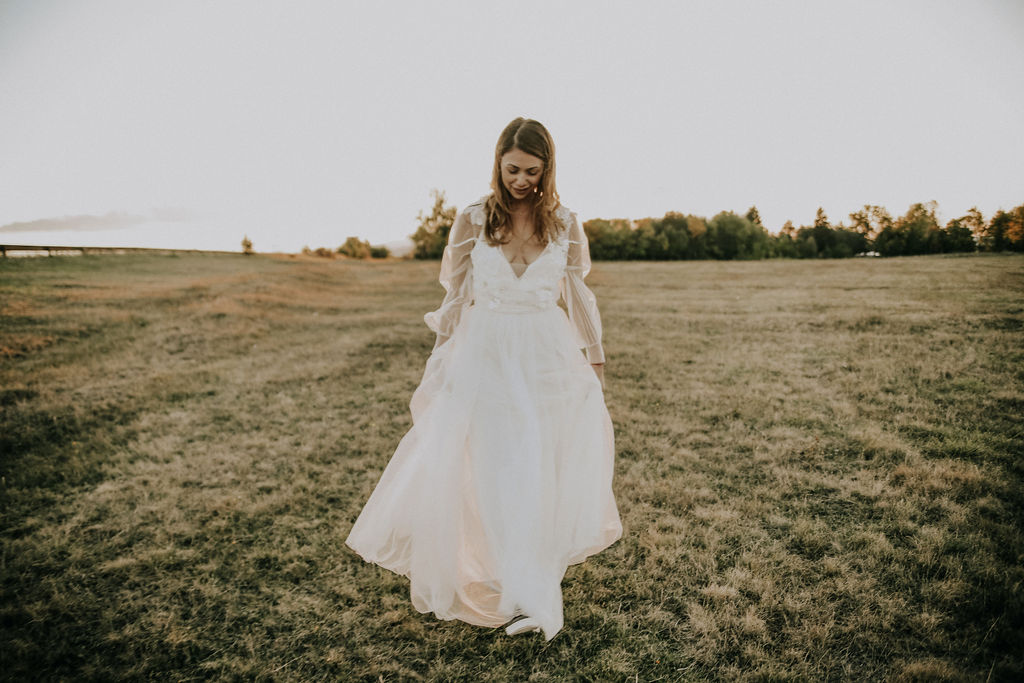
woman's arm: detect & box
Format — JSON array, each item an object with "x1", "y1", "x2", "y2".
[
  {"x1": 561, "y1": 211, "x2": 606, "y2": 366},
  {"x1": 423, "y1": 209, "x2": 477, "y2": 350}
]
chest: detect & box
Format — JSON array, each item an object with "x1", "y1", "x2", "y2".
[{"x1": 472, "y1": 237, "x2": 567, "y2": 284}]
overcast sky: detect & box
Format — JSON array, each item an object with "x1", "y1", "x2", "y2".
[{"x1": 1, "y1": 0, "x2": 1022, "y2": 252}]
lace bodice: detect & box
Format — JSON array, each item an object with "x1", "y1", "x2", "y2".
[
  {"x1": 470, "y1": 224, "x2": 567, "y2": 313},
  {"x1": 424, "y1": 196, "x2": 605, "y2": 363}
]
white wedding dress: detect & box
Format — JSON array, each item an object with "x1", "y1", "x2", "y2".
[{"x1": 345, "y1": 196, "x2": 622, "y2": 641}]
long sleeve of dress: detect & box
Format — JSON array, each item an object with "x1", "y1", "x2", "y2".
[
  {"x1": 423, "y1": 209, "x2": 477, "y2": 351},
  {"x1": 561, "y1": 211, "x2": 606, "y2": 364}
]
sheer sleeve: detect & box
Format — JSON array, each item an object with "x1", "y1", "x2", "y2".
[
  {"x1": 560, "y1": 210, "x2": 606, "y2": 364},
  {"x1": 423, "y1": 208, "x2": 477, "y2": 351}
]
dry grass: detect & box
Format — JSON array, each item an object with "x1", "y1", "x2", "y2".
[{"x1": 1, "y1": 252, "x2": 1021, "y2": 681}]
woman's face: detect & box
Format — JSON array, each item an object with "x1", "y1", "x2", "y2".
[{"x1": 500, "y1": 148, "x2": 544, "y2": 201}]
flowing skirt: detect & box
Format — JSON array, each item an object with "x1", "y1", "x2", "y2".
[{"x1": 344, "y1": 304, "x2": 622, "y2": 641}]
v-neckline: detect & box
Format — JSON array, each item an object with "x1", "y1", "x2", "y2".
[{"x1": 494, "y1": 240, "x2": 552, "y2": 280}]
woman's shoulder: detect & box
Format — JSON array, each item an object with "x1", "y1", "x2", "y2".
[
  {"x1": 460, "y1": 196, "x2": 575, "y2": 233},
  {"x1": 555, "y1": 203, "x2": 574, "y2": 226},
  {"x1": 553, "y1": 203, "x2": 577, "y2": 241},
  {"x1": 463, "y1": 194, "x2": 491, "y2": 227}
]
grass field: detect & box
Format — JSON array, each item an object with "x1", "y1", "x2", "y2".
[{"x1": 1, "y1": 252, "x2": 1022, "y2": 681}]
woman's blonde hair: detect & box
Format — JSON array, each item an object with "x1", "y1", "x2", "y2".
[{"x1": 485, "y1": 117, "x2": 561, "y2": 245}]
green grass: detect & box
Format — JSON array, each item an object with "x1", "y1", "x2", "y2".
[{"x1": 1, "y1": 252, "x2": 1022, "y2": 681}]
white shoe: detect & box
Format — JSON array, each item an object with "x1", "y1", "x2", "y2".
[{"x1": 505, "y1": 617, "x2": 541, "y2": 636}]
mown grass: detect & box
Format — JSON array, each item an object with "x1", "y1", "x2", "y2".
[{"x1": 1, "y1": 252, "x2": 1021, "y2": 681}]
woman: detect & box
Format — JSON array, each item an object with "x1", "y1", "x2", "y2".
[{"x1": 345, "y1": 117, "x2": 621, "y2": 641}]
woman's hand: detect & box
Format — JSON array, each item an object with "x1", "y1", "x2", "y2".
[{"x1": 591, "y1": 363, "x2": 605, "y2": 389}]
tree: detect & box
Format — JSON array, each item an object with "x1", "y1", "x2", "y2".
[
  {"x1": 957, "y1": 207, "x2": 987, "y2": 249},
  {"x1": 1007, "y1": 205, "x2": 1024, "y2": 251},
  {"x1": 684, "y1": 216, "x2": 710, "y2": 259},
  {"x1": 657, "y1": 212, "x2": 691, "y2": 258},
  {"x1": 828, "y1": 225, "x2": 868, "y2": 258},
  {"x1": 814, "y1": 207, "x2": 830, "y2": 230},
  {"x1": 986, "y1": 205, "x2": 1024, "y2": 252},
  {"x1": 241, "y1": 235, "x2": 254, "y2": 255},
  {"x1": 745, "y1": 206, "x2": 764, "y2": 228},
  {"x1": 849, "y1": 205, "x2": 892, "y2": 242},
  {"x1": 874, "y1": 224, "x2": 904, "y2": 256},
  {"x1": 707, "y1": 211, "x2": 769, "y2": 260},
  {"x1": 630, "y1": 218, "x2": 667, "y2": 259},
  {"x1": 338, "y1": 236, "x2": 371, "y2": 259},
  {"x1": 797, "y1": 234, "x2": 818, "y2": 259},
  {"x1": 940, "y1": 218, "x2": 976, "y2": 253},
  {"x1": 411, "y1": 189, "x2": 458, "y2": 259},
  {"x1": 770, "y1": 232, "x2": 799, "y2": 258},
  {"x1": 981, "y1": 210, "x2": 1009, "y2": 251},
  {"x1": 869, "y1": 205, "x2": 894, "y2": 239},
  {"x1": 706, "y1": 212, "x2": 741, "y2": 259},
  {"x1": 894, "y1": 201, "x2": 941, "y2": 255},
  {"x1": 583, "y1": 218, "x2": 633, "y2": 260},
  {"x1": 809, "y1": 207, "x2": 834, "y2": 256}
]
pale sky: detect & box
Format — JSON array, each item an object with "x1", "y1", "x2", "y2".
[{"x1": 1, "y1": 0, "x2": 1022, "y2": 252}]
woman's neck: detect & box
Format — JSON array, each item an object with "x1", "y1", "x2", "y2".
[{"x1": 509, "y1": 198, "x2": 533, "y2": 215}]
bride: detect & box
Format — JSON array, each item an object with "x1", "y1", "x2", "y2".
[{"x1": 345, "y1": 117, "x2": 622, "y2": 641}]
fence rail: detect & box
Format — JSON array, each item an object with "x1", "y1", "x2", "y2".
[{"x1": 1, "y1": 244, "x2": 241, "y2": 257}]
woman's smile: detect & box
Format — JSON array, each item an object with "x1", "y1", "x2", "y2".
[{"x1": 500, "y1": 147, "x2": 544, "y2": 200}]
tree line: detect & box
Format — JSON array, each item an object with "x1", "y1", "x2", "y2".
[
  {"x1": 583, "y1": 201, "x2": 1024, "y2": 260},
  {"x1": 409, "y1": 191, "x2": 1024, "y2": 260}
]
